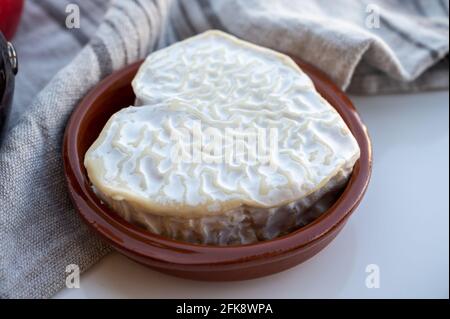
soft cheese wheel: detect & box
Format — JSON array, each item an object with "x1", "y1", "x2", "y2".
[{"x1": 85, "y1": 30, "x2": 360, "y2": 245}]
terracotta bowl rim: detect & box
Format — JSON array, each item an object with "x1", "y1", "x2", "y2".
[{"x1": 63, "y1": 58, "x2": 372, "y2": 266}]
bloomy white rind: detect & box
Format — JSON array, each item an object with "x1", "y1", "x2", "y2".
[
  {"x1": 85, "y1": 30, "x2": 360, "y2": 220},
  {"x1": 132, "y1": 30, "x2": 315, "y2": 106}
]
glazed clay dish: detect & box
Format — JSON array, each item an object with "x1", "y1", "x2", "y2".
[{"x1": 63, "y1": 33, "x2": 372, "y2": 280}]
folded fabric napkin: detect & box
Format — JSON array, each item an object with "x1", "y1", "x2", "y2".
[{"x1": 1, "y1": 0, "x2": 448, "y2": 298}]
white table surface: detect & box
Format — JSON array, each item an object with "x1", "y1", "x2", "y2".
[{"x1": 56, "y1": 91, "x2": 449, "y2": 299}]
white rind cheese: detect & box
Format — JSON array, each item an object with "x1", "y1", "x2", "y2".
[{"x1": 84, "y1": 30, "x2": 360, "y2": 244}]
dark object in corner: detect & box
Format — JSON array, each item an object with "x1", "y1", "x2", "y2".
[{"x1": 0, "y1": 31, "x2": 18, "y2": 144}]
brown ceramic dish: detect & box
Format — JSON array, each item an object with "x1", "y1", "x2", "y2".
[{"x1": 63, "y1": 57, "x2": 372, "y2": 281}]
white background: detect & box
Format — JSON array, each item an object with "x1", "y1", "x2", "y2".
[{"x1": 56, "y1": 91, "x2": 449, "y2": 299}]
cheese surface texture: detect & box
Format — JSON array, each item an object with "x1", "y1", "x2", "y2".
[{"x1": 85, "y1": 30, "x2": 360, "y2": 219}]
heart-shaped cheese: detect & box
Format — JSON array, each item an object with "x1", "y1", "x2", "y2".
[{"x1": 85, "y1": 30, "x2": 360, "y2": 223}]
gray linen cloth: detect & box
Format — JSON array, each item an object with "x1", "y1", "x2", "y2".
[{"x1": 1, "y1": 0, "x2": 448, "y2": 298}]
